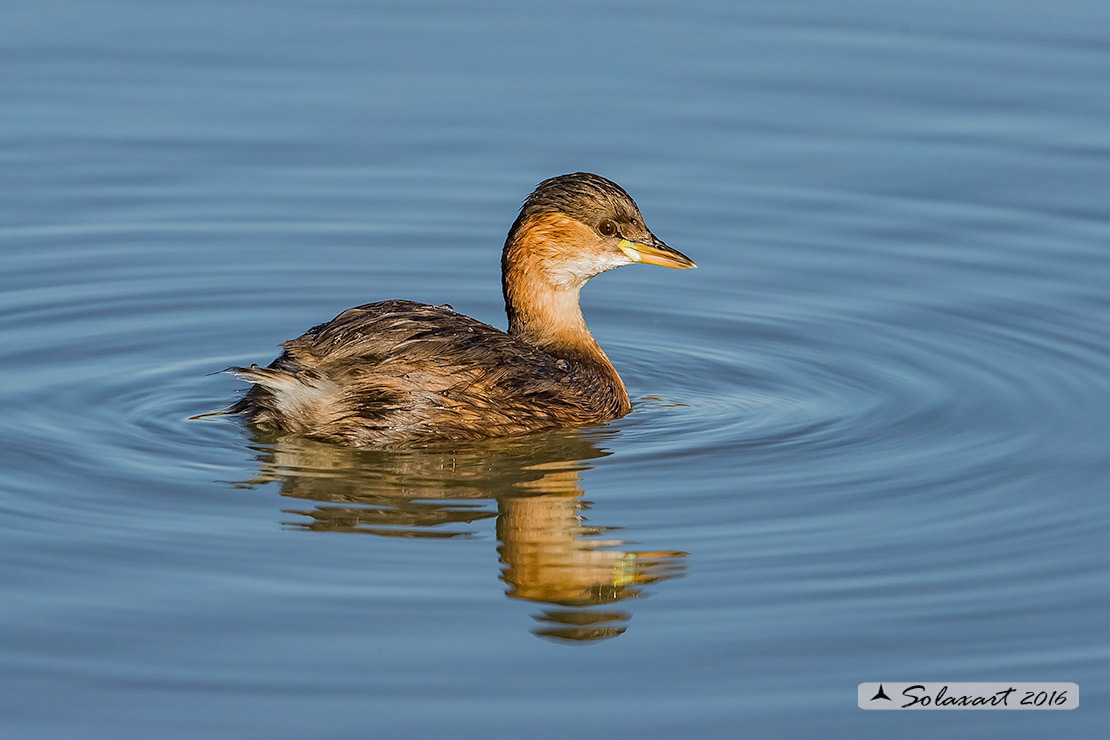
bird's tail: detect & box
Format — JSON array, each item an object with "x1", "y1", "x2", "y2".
[{"x1": 188, "y1": 365, "x2": 290, "y2": 419}]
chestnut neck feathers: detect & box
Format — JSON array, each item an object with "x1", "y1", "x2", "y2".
[
  {"x1": 502, "y1": 213, "x2": 604, "y2": 352},
  {"x1": 500, "y1": 174, "x2": 646, "y2": 397}
]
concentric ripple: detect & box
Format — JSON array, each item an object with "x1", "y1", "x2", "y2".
[
  {"x1": 5, "y1": 0, "x2": 1110, "y2": 734},
  {"x1": 1, "y1": 187, "x2": 1108, "y2": 660},
  {"x1": 4, "y1": 203, "x2": 1109, "y2": 513},
  {"x1": 598, "y1": 211, "x2": 1110, "y2": 510},
  {"x1": 2, "y1": 178, "x2": 1109, "y2": 735}
]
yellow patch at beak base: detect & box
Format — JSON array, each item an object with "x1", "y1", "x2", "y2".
[{"x1": 618, "y1": 239, "x2": 697, "y2": 270}]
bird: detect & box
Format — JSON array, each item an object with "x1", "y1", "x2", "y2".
[{"x1": 225, "y1": 172, "x2": 695, "y2": 446}]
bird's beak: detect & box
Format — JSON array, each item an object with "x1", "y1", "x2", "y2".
[{"x1": 618, "y1": 237, "x2": 697, "y2": 269}]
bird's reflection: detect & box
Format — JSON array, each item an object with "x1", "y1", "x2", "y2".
[{"x1": 238, "y1": 428, "x2": 686, "y2": 642}]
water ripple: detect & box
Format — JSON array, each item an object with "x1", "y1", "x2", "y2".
[{"x1": 4, "y1": 214, "x2": 1109, "y2": 506}]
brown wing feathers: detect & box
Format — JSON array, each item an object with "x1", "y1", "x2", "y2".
[{"x1": 229, "y1": 301, "x2": 620, "y2": 445}]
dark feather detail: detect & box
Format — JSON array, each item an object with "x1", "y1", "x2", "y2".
[{"x1": 228, "y1": 300, "x2": 627, "y2": 446}]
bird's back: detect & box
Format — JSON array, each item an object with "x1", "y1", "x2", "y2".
[{"x1": 229, "y1": 300, "x2": 626, "y2": 445}]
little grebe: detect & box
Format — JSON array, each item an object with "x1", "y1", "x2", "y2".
[{"x1": 228, "y1": 172, "x2": 695, "y2": 445}]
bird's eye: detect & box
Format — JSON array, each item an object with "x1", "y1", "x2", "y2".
[{"x1": 598, "y1": 219, "x2": 618, "y2": 237}]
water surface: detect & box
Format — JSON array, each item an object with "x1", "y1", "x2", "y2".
[{"x1": 2, "y1": 0, "x2": 1109, "y2": 737}]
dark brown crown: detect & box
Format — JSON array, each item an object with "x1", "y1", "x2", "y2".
[{"x1": 512, "y1": 172, "x2": 644, "y2": 232}]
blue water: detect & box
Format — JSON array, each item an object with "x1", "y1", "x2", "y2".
[{"x1": 2, "y1": 0, "x2": 1109, "y2": 737}]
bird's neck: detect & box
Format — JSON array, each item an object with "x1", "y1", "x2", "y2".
[
  {"x1": 506, "y1": 279, "x2": 595, "y2": 356},
  {"x1": 502, "y1": 217, "x2": 630, "y2": 411}
]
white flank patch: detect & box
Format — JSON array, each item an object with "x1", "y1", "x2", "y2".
[{"x1": 260, "y1": 374, "x2": 339, "y2": 421}]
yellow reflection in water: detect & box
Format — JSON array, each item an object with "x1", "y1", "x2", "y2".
[{"x1": 238, "y1": 429, "x2": 687, "y2": 642}]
